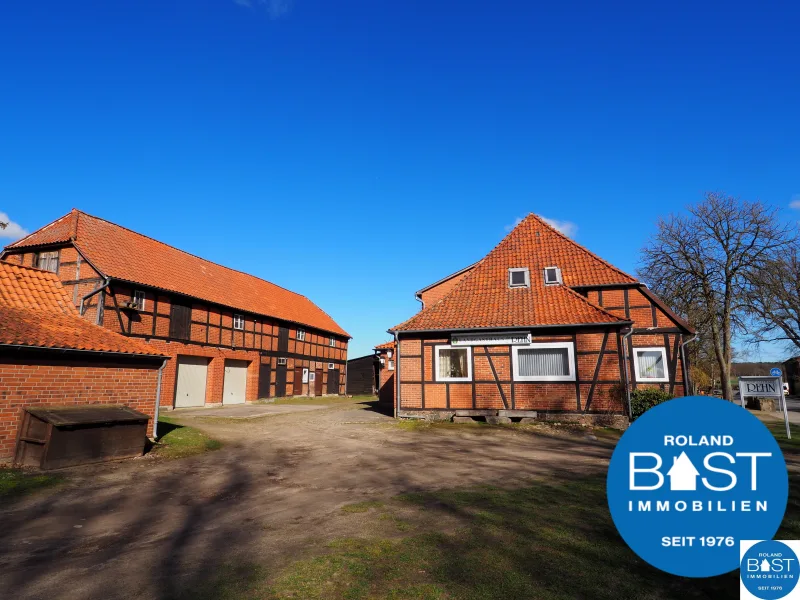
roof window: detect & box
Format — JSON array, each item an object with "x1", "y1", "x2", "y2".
[{"x1": 508, "y1": 268, "x2": 530, "y2": 288}]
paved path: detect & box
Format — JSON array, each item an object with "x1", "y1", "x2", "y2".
[
  {"x1": 0, "y1": 400, "x2": 613, "y2": 600},
  {"x1": 171, "y1": 403, "x2": 327, "y2": 419}
]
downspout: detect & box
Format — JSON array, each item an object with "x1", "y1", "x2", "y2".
[
  {"x1": 152, "y1": 358, "x2": 168, "y2": 439},
  {"x1": 621, "y1": 327, "x2": 634, "y2": 419},
  {"x1": 680, "y1": 334, "x2": 699, "y2": 395},
  {"x1": 80, "y1": 277, "x2": 110, "y2": 316},
  {"x1": 393, "y1": 331, "x2": 400, "y2": 419}
]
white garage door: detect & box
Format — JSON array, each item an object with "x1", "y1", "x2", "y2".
[
  {"x1": 175, "y1": 356, "x2": 209, "y2": 408},
  {"x1": 223, "y1": 360, "x2": 248, "y2": 405}
]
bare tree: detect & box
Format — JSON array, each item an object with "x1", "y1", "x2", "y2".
[
  {"x1": 747, "y1": 242, "x2": 800, "y2": 352},
  {"x1": 639, "y1": 193, "x2": 794, "y2": 401}
]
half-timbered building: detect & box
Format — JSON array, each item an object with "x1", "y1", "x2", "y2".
[
  {"x1": 388, "y1": 214, "x2": 694, "y2": 423},
  {"x1": 1, "y1": 209, "x2": 350, "y2": 409}
]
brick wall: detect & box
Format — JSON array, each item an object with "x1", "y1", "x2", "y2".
[
  {"x1": 0, "y1": 355, "x2": 160, "y2": 461},
  {"x1": 418, "y1": 268, "x2": 473, "y2": 308}
]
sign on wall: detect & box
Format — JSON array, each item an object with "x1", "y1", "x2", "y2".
[
  {"x1": 739, "y1": 377, "x2": 782, "y2": 398},
  {"x1": 451, "y1": 331, "x2": 532, "y2": 346}
]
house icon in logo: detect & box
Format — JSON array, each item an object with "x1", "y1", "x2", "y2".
[
  {"x1": 667, "y1": 452, "x2": 700, "y2": 491},
  {"x1": 761, "y1": 559, "x2": 771, "y2": 572}
]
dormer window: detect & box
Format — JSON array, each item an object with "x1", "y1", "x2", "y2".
[
  {"x1": 508, "y1": 268, "x2": 530, "y2": 288},
  {"x1": 543, "y1": 267, "x2": 562, "y2": 285}
]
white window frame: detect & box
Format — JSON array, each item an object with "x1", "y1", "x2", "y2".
[
  {"x1": 388, "y1": 360, "x2": 395, "y2": 371},
  {"x1": 508, "y1": 267, "x2": 530, "y2": 289},
  {"x1": 434, "y1": 344, "x2": 472, "y2": 382},
  {"x1": 543, "y1": 266, "x2": 562, "y2": 285},
  {"x1": 328, "y1": 362, "x2": 335, "y2": 369},
  {"x1": 133, "y1": 290, "x2": 146, "y2": 311},
  {"x1": 512, "y1": 342, "x2": 576, "y2": 382},
  {"x1": 233, "y1": 314, "x2": 245, "y2": 331},
  {"x1": 297, "y1": 329, "x2": 306, "y2": 341},
  {"x1": 37, "y1": 250, "x2": 59, "y2": 273},
  {"x1": 277, "y1": 357, "x2": 287, "y2": 366},
  {"x1": 633, "y1": 347, "x2": 670, "y2": 383},
  {"x1": 329, "y1": 336, "x2": 336, "y2": 347}
]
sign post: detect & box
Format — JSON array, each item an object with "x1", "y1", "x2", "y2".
[{"x1": 739, "y1": 375, "x2": 791, "y2": 440}]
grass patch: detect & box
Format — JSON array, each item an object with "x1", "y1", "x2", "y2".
[
  {"x1": 151, "y1": 416, "x2": 222, "y2": 459},
  {"x1": 341, "y1": 500, "x2": 384, "y2": 513},
  {"x1": 0, "y1": 468, "x2": 63, "y2": 502}
]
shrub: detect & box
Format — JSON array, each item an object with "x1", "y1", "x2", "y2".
[{"x1": 630, "y1": 388, "x2": 674, "y2": 420}]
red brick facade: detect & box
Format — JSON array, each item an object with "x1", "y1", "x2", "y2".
[
  {"x1": 4, "y1": 236, "x2": 349, "y2": 408},
  {"x1": 0, "y1": 355, "x2": 161, "y2": 460}
]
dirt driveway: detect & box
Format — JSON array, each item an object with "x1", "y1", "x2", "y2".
[{"x1": 0, "y1": 399, "x2": 613, "y2": 600}]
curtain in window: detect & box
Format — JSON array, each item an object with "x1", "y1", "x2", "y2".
[
  {"x1": 439, "y1": 349, "x2": 468, "y2": 378},
  {"x1": 518, "y1": 348, "x2": 569, "y2": 377},
  {"x1": 637, "y1": 351, "x2": 665, "y2": 379}
]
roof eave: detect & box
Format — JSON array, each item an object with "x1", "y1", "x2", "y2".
[
  {"x1": 389, "y1": 321, "x2": 633, "y2": 335},
  {"x1": 0, "y1": 343, "x2": 169, "y2": 360}
]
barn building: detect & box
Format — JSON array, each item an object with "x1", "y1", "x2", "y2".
[
  {"x1": 1, "y1": 210, "x2": 350, "y2": 409},
  {"x1": 0, "y1": 261, "x2": 167, "y2": 462},
  {"x1": 387, "y1": 214, "x2": 694, "y2": 423}
]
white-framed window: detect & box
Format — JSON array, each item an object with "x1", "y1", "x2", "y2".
[
  {"x1": 233, "y1": 314, "x2": 245, "y2": 331},
  {"x1": 387, "y1": 350, "x2": 393, "y2": 359},
  {"x1": 309, "y1": 371, "x2": 316, "y2": 382},
  {"x1": 435, "y1": 345, "x2": 472, "y2": 382},
  {"x1": 329, "y1": 336, "x2": 336, "y2": 347},
  {"x1": 508, "y1": 267, "x2": 530, "y2": 288},
  {"x1": 380, "y1": 358, "x2": 386, "y2": 366},
  {"x1": 388, "y1": 360, "x2": 395, "y2": 371},
  {"x1": 297, "y1": 329, "x2": 306, "y2": 341},
  {"x1": 543, "y1": 266, "x2": 562, "y2": 285},
  {"x1": 633, "y1": 347, "x2": 669, "y2": 382},
  {"x1": 328, "y1": 362, "x2": 335, "y2": 369},
  {"x1": 36, "y1": 251, "x2": 59, "y2": 273},
  {"x1": 133, "y1": 290, "x2": 146, "y2": 311},
  {"x1": 512, "y1": 342, "x2": 575, "y2": 382},
  {"x1": 277, "y1": 357, "x2": 287, "y2": 366}
]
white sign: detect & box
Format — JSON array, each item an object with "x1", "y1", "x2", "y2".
[
  {"x1": 302, "y1": 368, "x2": 309, "y2": 383},
  {"x1": 739, "y1": 376, "x2": 782, "y2": 398},
  {"x1": 451, "y1": 331, "x2": 531, "y2": 346}
]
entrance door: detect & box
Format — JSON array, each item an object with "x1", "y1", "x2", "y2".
[
  {"x1": 275, "y1": 363, "x2": 287, "y2": 397},
  {"x1": 314, "y1": 369, "x2": 324, "y2": 396},
  {"x1": 223, "y1": 360, "x2": 248, "y2": 405},
  {"x1": 258, "y1": 363, "x2": 272, "y2": 399},
  {"x1": 293, "y1": 367, "x2": 304, "y2": 395},
  {"x1": 175, "y1": 356, "x2": 209, "y2": 408},
  {"x1": 327, "y1": 369, "x2": 340, "y2": 395}
]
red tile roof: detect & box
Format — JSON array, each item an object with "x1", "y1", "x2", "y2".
[
  {"x1": 0, "y1": 262, "x2": 165, "y2": 356},
  {"x1": 7, "y1": 210, "x2": 349, "y2": 337},
  {"x1": 374, "y1": 341, "x2": 395, "y2": 350},
  {"x1": 393, "y1": 214, "x2": 632, "y2": 331}
]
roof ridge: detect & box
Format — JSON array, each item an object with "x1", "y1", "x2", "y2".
[
  {"x1": 5, "y1": 210, "x2": 74, "y2": 249},
  {"x1": 72, "y1": 209, "x2": 315, "y2": 301},
  {"x1": 527, "y1": 213, "x2": 636, "y2": 283}
]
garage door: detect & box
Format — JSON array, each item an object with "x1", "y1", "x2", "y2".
[
  {"x1": 175, "y1": 356, "x2": 209, "y2": 408},
  {"x1": 223, "y1": 360, "x2": 248, "y2": 405}
]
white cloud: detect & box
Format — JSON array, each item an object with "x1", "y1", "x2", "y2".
[
  {"x1": 542, "y1": 216, "x2": 578, "y2": 238},
  {"x1": 505, "y1": 214, "x2": 578, "y2": 238},
  {"x1": 0, "y1": 212, "x2": 29, "y2": 241},
  {"x1": 233, "y1": 0, "x2": 294, "y2": 18},
  {"x1": 790, "y1": 195, "x2": 800, "y2": 210}
]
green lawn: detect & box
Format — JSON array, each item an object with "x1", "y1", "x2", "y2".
[
  {"x1": 151, "y1": 416, "x2": 222, "y2": 459},
  {"x1": 0, "y1": 468, "x2": 63, "y2": 503}
]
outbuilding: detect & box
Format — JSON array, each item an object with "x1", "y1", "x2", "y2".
[
  {"x1": 0, "y1": 262, "x2": 167, "y2": 464},
  {"x1": 387, "y1": 214, "x2": 695, "y2": 424}
]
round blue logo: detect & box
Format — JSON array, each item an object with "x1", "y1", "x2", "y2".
[
  {"x1": 607, "y1": 396, "x2": 788, "y2": 577},
  {"x1": 741, "y1": 540, "x2": 799, "y2": 599},
  {"x1": 771, "y1": 368, "x2": 783, "y2": 377}
]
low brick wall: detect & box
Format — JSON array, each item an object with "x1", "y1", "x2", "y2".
[{"x1": 0, "y1": 354, "x2": 161, "y2": 461}]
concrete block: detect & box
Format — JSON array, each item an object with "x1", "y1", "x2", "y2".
[
  {"x1": 486, "y1": 416, "x2": 512, "y2": 425},
  {"x1": 453, "y1": 416, "x2": 477, "y2": 423}
]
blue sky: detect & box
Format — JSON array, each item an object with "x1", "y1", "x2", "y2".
[{"x1": 1, "y1": 1, "x2": 798, "y2": 360}]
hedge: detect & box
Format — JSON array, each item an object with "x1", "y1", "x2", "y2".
[{"x1": 630, "y1": 388, "x2": 674, "y2": 420}]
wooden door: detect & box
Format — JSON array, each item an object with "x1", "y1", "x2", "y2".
[
  {"x1": 175, "y1": 356, "x2": 208, "y2": 408},
  {"x1": 275, "y1": 364, "x2": 287, "y2": 397},
  {"x1": 257, "y1": 363, "x2": 272, "y2": 399},
  {"x1": 327, "y1": 369, "x2": 340, "y2": 394},
  {"x1": 314, "y1": 369, "x2": 323, "y2": 396},
  {"x1": 223, "y1": 360, "x2": 248, "y2": 405},
  {"x1": 169, "y1": 300, "x2": 192, "y2": 340},
  {"x1": 293, "y1": 367, "x2": 304, "y2": 395},
  {"x1": 278, "y1": 327, "x2": 289, "y2": 351}
]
